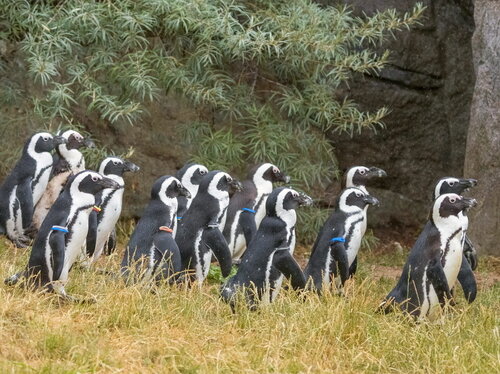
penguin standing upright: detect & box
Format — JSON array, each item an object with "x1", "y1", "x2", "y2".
[
  {"x1": 344, "y1": 166, "x2": 387, "y2": 193},
  {"x1": 304, "y1": 188, "x2": 379, "y2": 292},
  {"x1": 175, "y1": 163, "x2": 208, "y2": 221},
  {"x1": 223, "y1": 163, "x2": 290, "y2": 260},
  {"x1": 379, "y1": 193, "x2": 477, "y2": 319},
  {"x1": 432, "y1": 177, "x2": 478, "y2": 302},
  {"x1": 0, "y1": 132, "x2": 65, "y2": 247},
  {"x1": 83, "y1": 157, "x2": 140, "y2": 265},
  {"x1": 221, "y1": 187, "x2": 312, "y2": 310},
  {"x1": 175, "y1": 171, "x2": 241, "y2": 283},
  {"x1": 30, "y1": 130, "x2": 95, "y2": 233},
  {"x1": 4, "y1": 171, "x2": 120, "y2": 299},
  {"x1": 121, "y1": 176, "x2": 190, "y2": 285}
]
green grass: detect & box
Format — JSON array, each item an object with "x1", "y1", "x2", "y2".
[{"x1": 0, "y1": 239, "x2": 498, "y2": 373}]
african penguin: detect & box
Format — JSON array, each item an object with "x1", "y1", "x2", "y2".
[
  {"x1": 223, "y1": 163, "x2": 290, "y2": 260},
  {"x1": 379, "y1": 193, "x2": 477, "y2": 320},
  {"x1": 221, "y1": 187, "x2": 312, "y2": 311},
  {"x1": 175, "y1": 170, "x2": 242, "y2": 284},
  {"x1": 304, "y1": 187, "x2": 379, "y2": 293},
  {"x1": 433, "y1": 177, "x2": 478, "y2": 302},
  {"x1": 30, "y1": 130, "x2": 95, "y2": 233},
  {"x1": 345, "y1": 166, "x2": 387, "y2": 193},
  {"x1": 83, "y1": 157, "x2": 140, "y2": 266},
  {"x1": 121, "y1": 176, "x2": 190, "y2": 285},
  {"x1": 0, "y1": 132, "x2": 66, "y2": 247},
  {"x1": 4, "y1": 171, "x2": 120, "y2": 300},
  {"x1": 175, "y1": 163, "x2": 208, "y2": 224}
]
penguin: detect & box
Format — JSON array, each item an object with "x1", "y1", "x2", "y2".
[
  {"x1": 304, "y1": 187, "x2": 379, "y2": 293},
  {"x1": 4, "y1": 171, "x2": 120, "y2": 299},
  {"x1": 83, "y1": 157, "x2": 140, "y2": 265},
  {"x1": 175, "y1": 163, "x2": 208, "y2": 222},
  {"x1": 30, "y1": 129, "x2": 95, "y2": 233},
  {"x1": 432, "y1": 177, "x2": 478, "y2": 302},
  {"x1": 175, "y1": 170, "x2": 242, "y2": 283},
  {"x1": 220, "y1": 187, "x2": 313, "y2": 310},
  {"x1": 344, "y1": 166, "x2": 387, "y2": 193},
  {"x1": 0, "y1": 132, "x2": 66, "y2": 247},
  {"x1": 379, "y1": 193, "x2": 477, "y2": 319},
  {"x1": 121, "y1": 176, "x2": 190, "y2": 285},
  {"x1": 223, "y1": 163, "x2": 290, "y2": 260}
]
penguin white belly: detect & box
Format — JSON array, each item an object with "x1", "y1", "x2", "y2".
[
  {"x1": 232, "y1": 234, "x2": 246, "y2": 260},
  {"x1": 442, "y1": 236, "x2": 464, "y2": 289},
  {"x1": 346, "y1": 221, "x2": 363, "y2": 266},
  {"x1": 254, "y1": 194, "x2": 268, "y2": 229},
  {"x1": 322, "y1": 251, "x2": 332, "y2": 287},
  {"x1": 93, "y1": 191, "x2": 123, "y2": 262},
  {"x1": 61, "y1": 211, "x2": 90, "y2": 282},
  {"x1": 6, "y1": 187, "x2": 21, "y2": 237},
  {"x1": 228, "y1": 210, "x2": 243, "y2": 256},
  {"x1": 193, "y1": 230, "x2": 205, "y2": 281},
  {"x1": 32, "y1": 163, "x2": 52, "y2": 205}
]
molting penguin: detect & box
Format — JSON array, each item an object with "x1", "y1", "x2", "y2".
[
  {"x1": 84, "y1": 157, "x2": 140, "y2": 265},
  {"x1": 223, "y1": 163, "x2": 290, "y2": 260},
  {"x1": 433, "y1": 177, "x2": 478, "y2": 302},
  {"x1": 379, "y1": 193, "x2": 476, "y2": 319},
  {"x1": 304, "y1": 187, "x2": 379, "y2": 293},
  {"x1": 0, "y1": 132, "x2": 65, "y2": 247},
  {"x1": 121, "y1": 176, "x2": 190, "y2": 285},
  {"x1": 221, "y1": 187, "x2": 312, "y2": 311},
  {"x1": 31, "y1": 130, "x2": 95, "y2": 233},
  {"x1": 4, "y1": 171, "x2": 120, "y2": 299},
  {"x1": 175, "y1": 170, "x2": 241, "y2": 283},
  {"x1": 175, "y1": 163, "x2": 208, "y2": 223}
]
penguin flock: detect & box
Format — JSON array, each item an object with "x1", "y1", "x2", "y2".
[{"x1": 0, "y1": 131, "x2": 480, "y2": 320}]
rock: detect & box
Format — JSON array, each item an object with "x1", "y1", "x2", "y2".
[{"x1": 463, "y1": 0, "x2": 500, "y2": 256}]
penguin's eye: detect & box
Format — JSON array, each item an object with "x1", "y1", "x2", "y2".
[
  {"x1": 292, "y1": 192, "x2": 298, "y2": 198},
  {"x1": 42, "y1": 136, "x2": 49, "y2": 141},
  {"x1": 91, "y1": 176, "x2": 99, "y2": 182},
  {"x1": 448, "y1": 181, "x2": 455, "y2": 186},
  {"x1": 177, "y1": 183, "x2": 181, "y2": 189},
  {"x1": 272, "y1": 167, "x2": 279, "y2": 174},
  {"x1": 113, "y1": 161, "x2": 119, "y2": 165},
  {"x1": 449, "y1": 197, "x2": 456, "y2": 203},
  {"x1": 359, "y1": 169, "x2": 366, "y2": 175},
  {"x1": 355, "y1": 192, "x2": 361, "y2": 197},
  {"x1": 199, "y1": 169, "x2": 206, "y2": 175},
  {"x1": 226, "y1": 176, "x2": 232, "y2": 182}
]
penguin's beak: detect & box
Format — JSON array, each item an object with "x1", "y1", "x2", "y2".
[
  {"x1": 229, "y1": 180, "x2": 243, "y2": 192},
  {"x1": 461, "y1": 197, "x2": 477, "y2": 210},
  {"x1": 179, "y1": 186, "x2": 191, "y2": 198},
  {"x1": 84, "y1": 138, "x2": 96, "y2": 148},
  {"x1": 296, "y1": 192, "x2": 313, "y2": 207},
  {"x1": 459, "y1": 178, "x2": 478, "y2": 191},
  {"x1": 368, "y1": 167, "x2": 387, "y2": 178},
  {"x1": 53, "y1": 136, "x2": 67, "y2": 145},
  {"x1": 363, "y1": 195, "x2": 380, "y2": 206},
  {"x1": 97, "y1": 177, "x2": 121, "y2": 190},
  {"x1": 124, "y1": 161, "x2": 140, "y2": 173}
]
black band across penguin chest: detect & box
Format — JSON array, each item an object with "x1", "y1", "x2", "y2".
[
  {"x1": 65, "y1": 205, "x2": 94, "y2": 243},
  {"x1": 440, "y1": 228, "x2": 462, "y2": 267},
  {"x1": 32, "y1": 164, "x2": 52, "y2": 190}
]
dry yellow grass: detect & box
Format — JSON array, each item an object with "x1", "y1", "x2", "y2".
[{"x1": 0, "y1": 239, "x2": 499, "y2": 373}]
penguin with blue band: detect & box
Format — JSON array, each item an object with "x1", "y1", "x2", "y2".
[
  {"x1": 4, "y1": 171, "x2": 120, "y2": 300},
  {"x1": 304, "y1": 187, "x2": 379, "y2": 292},
  {"x1": 221, "y1": 187, "x2": 312, "y2": 311},
  {"x1": 175, "y1": 171, "x2": 242, "y2": 283},
  {"x1": 379, "y1": 193, "x2": 477, "y2": 319},
  {"x1": 223, "y1": 163, "x2": 290, "y2": 260},
  {"x1": 121, "y1": 176, "x2": 190, "y2": 285},
  {"x1": 0, "y1": 132, "x2": 66, "y2": 247}
]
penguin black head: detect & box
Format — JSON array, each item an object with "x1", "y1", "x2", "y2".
[
  {"x1": 345, "y1": 166, "x2": 387, "y2": 189},
  {"x1": 433, "y1": 177, "x2": 478, "y2": 200},
  {"x1": 201, "y1": 171, "x2": 242, "y2": 197},
  {"x1": 28, "y1": 132, "x2": 66, "y2": 154},
  {"x1": 68, "y1": 171, "x2": 121, "y2": 196},
  {"x1": 151, "y1": 176, "x2": 191, "y2": 202},
  {"x1": 432, "y1": 193, "x2": 477, "y2": 221},
  {"x1": 266, "y1": 187, "x2": 313, "y2": 217},
  {"x1": 59, "y1": 130, "x2": 95, "y2": 151},
  {"x1": 176, "y1": 163, "x2": 209, "y2": 187},
  {"x1": 337, "y1": 187, "x2": 380, "y2": 213},
  {"x1": 99, "y1": 157, "x2": 140, "y2": 178},
  {"x1": 250, "y1": 163, "x2": 290, "y2": 184}
]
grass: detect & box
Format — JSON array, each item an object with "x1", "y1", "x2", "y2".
[{"x1": 0, "y1": 238, "x2": 498, "y2": 373}]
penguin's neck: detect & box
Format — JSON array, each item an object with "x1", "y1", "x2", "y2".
[
  {"x1": 253, "y1": 173, "x2": 273, "y2": 199},
  {"x1": 181, "y1": 169, "x2": 199, "y2": 200},
  {"x1": 432, "y1": 212, "x2": 462, "y2": 251},
  {"x1": 59, "y1": 146, "x2": 85, "y2": 172},
  {"x1": 105, "y1": 173, "x2": 125, "y2": 188},
  {"x1": 350, "y1": 184, "x2": 368, "y2": 195},
  {"x1": 159, "y1": 196, "x2": 178, "y2": 226}
]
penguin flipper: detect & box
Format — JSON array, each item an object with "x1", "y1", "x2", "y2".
[
  {"x1": 86, "y1": 211, "x2": 98, "y2": 258},
  {"x1": 463, "y1": 234, "x2": 478, "y2": 271},
  {"x1": 106, "y1": 228, "x2": 117, "y2": 255},
  {"x1": 152, "y1": 232, "x2": 182, "y2": 283},
  {"x1": 239, "y1": 210, "x2": 257, "y2": 246},
  {"x1": 457, "y1": 254, "x2": 477, "y2": 303},
  {"x1": 330, "y1": 241, "x2": 349, "y2": 287},
  {"x1": 427, "y1": 257, "x2": 452, "y2": 306},
  {"x1": 272, "y1": 249, "x2": 306, "y2": 290},
  {"x1": 17, "y1": 177, "x2": 34, "y2": 231},
  {"x1": 48, "y1": 231, "x2": 66, "y2": 281},
  {"x1": 203, "y1": 226, "x2": 232, "y2": 277},
  {"x1": 348, "y1": 256, "x2": 357, "y2": 277}
]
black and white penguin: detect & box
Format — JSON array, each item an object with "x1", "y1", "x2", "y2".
[
  {"x1": 0, "y1": 132, "x2": 66, "y2": 247},
  {"x1": 433, "y1": 177, "x2": 478, "y2": 302},
  {"x1": 83, "y1": 157, "x2": 140, "y2": 265},
  {"x1": 175, "y1": 170, "x2": 241, "y2": 283},
  {"x1": 4, "y1": 171, "x2": 120, "y2": 299},
  {"x1": 223, "y1": 163, "x2": 290, "y2": 260},
  {"x1": 121, "y1": 176, "x2": 190, "y2": 285},
  {"x1": 31, "y1": 129, "x2": 95, "y2": 233},
  {"x1": 344, "y1": 166, "x2": 387, "y2": 193},
  {"x1": 175, "y1": 163, "x2": 208, "y2": 223},
  {"x1": 220, "y1": 187, "x2": 312, "y2": 310},
  {"x1": 304, "y1": 187, "x2": 379, "y2": 292},
  {"x1": 379, "y1": 193, "x2": 477, "y2": 319}
]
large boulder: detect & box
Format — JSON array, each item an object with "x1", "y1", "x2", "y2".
[{"x1": 463, "y1": 0, "x2": 500, "y2": 256}]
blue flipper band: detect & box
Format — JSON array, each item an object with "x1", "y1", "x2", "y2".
[
  {"x1": 52, "y1": 225, "x2": 69, "y2": 233},
  {"x1": 242, "y1": 208, "x2": 256, "y2": 214},
  {"x1": 330, "y1": 237, "x2": 345, "y2": 243},
  {"x1": 176, "y1": 217, "x2": 182, "y2": 220}
]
